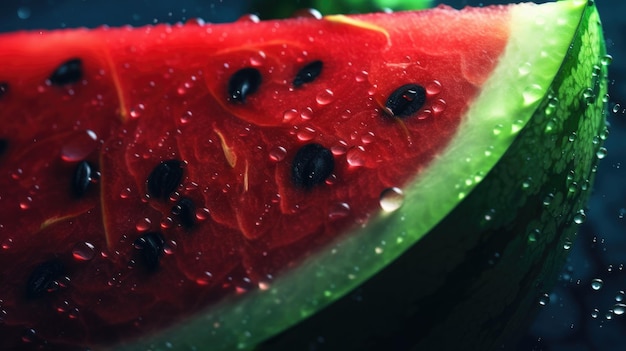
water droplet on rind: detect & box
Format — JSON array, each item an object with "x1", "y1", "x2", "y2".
[
  {"x1": 379, "y1": 187, "x2": 404, "y2": 212},
  {"x1": 72, "y1": 242, "x2": 95, "y2": 261}
]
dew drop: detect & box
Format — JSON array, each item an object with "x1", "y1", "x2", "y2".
[
  {"x1": 612, "y1": 103, "x2": 621, "y2": 114},
  {"x1": 591, "y1": 278, "x2": 603, "y2": 291},
  {"x1": 591, "y1": 308, "x2": 600, "y2": 318},
  {"x1": 596, "y1": 147, "x2": 607, "y2": 159},
  {"x1": 136, "y1": 217, "x2": 152, "y2": 232},
  {"x1": 180, "y1": 110, "x2": 192, "y2": 124},
  {"x1": 346, "y1": 146, "x2": 365, "y2": 167},
  {"x1": 538, "y1": 293, "x2": 550, "y2": 306},
  {"x1": 120, "y1": 187, "x2": 132, "y2": 199},
  {"x1": 518, "y1": 62, "x2": 532, "y2": 76},
  {"x1": 601, "y1": 54, "x2": 613, "y2": 66},
  {"x1": 315, "y1": 89, "x2": 334, "y2": 106},
  {"x1": 22, "y1": 328, "x2": 37, "y2": 343},
  {"x1": 129, "y1": 104, "x2": 145, "y2": 119},
  {"x1": 328, "y1": 202, "x2": 351, "y2": 220},
  {"x1": 522, "y1": 84, "x2": 544, "y2": 105},
  {"x1": 282, "y1": 108, "x2": 298, "y2": 122},
  {"x1": 613, "y1": 303, "x2": 626, "y2": 316},
  {"x1": 292, "y1": 8, "x2": 322, "y2": 19},
  {"x1": 573, "y1": 210, "x2": 586, "y2": 224},
  {"x1": 355, "y1": 70, "x2": 369, "y2": 82},
  {"x1": 426, "y1": 80, "x2": 442, "y2": 95},
  {"x1": 160, "y1": 216, "x2": 174, "y2": 229},
  {"x1": 330, "y1": 141, "x2": 348, "y2": 156},
  {"x1": 249, "y1": 50, "x2": 266, "y2": 66},
  {"x1": 269, "y1": 146, "x2": 287, "y2": 162},
  {"x1": 72, "y1": 241, "x2": 95, "y2": 261},
  {"x1": 431, "y1": 98, "x2": 447, "y2": 115},
  {"x1": 563, "y1": 240, "x2": 572, "y2": 250},
  {"x1": 379, "y1": 187, "x2": 404, "y2": 212},
  {"x1": 237, "y1": 13, "x2": 260, "y2": 23},
  {"x1": 61, "y1": 130, "x2": 98, "y2": 162},
  {"x1": 196, "y1": 207, "x2": 211, "y2": 221},
  {"x1": 2, "y1": 238, "x2": 13, "y2": 250},
  {"x1": 296, "y1": 127, "x2": 316, "y2": 141}
]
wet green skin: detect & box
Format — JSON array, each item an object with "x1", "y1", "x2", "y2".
[{"x1": 257, "y1": 3, "x2": 608, "y2": 350}]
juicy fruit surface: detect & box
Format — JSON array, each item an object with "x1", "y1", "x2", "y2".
[{"x1": 0, "y1": 6, "x2": 510, "y2": 349}]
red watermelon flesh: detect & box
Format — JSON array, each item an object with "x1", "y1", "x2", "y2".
[{"x1": 0, "y1": 5, "x2": 509, "y2": 349}]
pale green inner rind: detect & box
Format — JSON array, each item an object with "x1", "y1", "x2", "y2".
[{"x1": 114, "y1": 1, "x2": 591, "y2": 350}]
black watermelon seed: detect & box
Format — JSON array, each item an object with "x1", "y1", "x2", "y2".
[
  {"x1": 0, "y1": 138, "x2": 7, "y2": 157},
  {"x1": 228, "y1": 67, "x2": 262, "y2": 103},
  {"x1": 385, "y1": 84, "x2": 427, "y2": 118},
  {"x1": 72, "y1": 161, "x2": 94, "y2": 198},
  {"x1": 134, "y1": 232, "x2": 165, "y2": 272},
  {"x1": 49, "y1": 58, "x2": 83, "y2": 86},
  {"x1": 292, "y1": 143, "x2": 334, "y2": 189},
  {"x1": 0, "y1": 82, "x2": 8, "y2": 98},
  {"x1": 146, "y1": 160, "x2": 184, "y2": 200},
  {"x1": 293, "y1": 60, "x2": 323, "y2": 87},
  {"x1": 172, "y1": 197, "x2": 195, "y2": 229},
  {"x1": 26, "y1": 259, "x2": 65, "y2": 299}
]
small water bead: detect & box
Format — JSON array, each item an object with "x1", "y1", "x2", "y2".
[
  {"x1": 596, "y1": 147, "x2": 607, "y2": 159},
  {"x1": 120, "y1": 187, "x2": 132, "y2": 199},
  {"x1": 315, "y1": 88, "x2": 334, "y2": 106},
  {"x1": 237, "y1": 14, "x2": 260, "y2": 23},
  {"x1": 522, "y1": 84, "x2": 544, "y2": 105},
  {"x1": 582, "y1": 88, "x2": 595, "y2": 104},
  {"x1": 518, "y1": 62, "x2": 532, "y2": 76},
  {"x1": 331, "y1": 141, "x2": 348, "y2": 156},
  {"x1": 355, "y1": 70, "x2": 369, "y2": 82},
  {"x1": 601, "y1": 54, "x2": 613, "y2": 66},
  {"x1": 379, "y1": 187, "x2": 404, "y2": 212},
  {"x1": 431, "y1": 98, "x2": 447, "y2": 115},
  {"x1": 328, "y1": 202, "x2": 351, "y2": 220},
  {"x1": 361, "y1": 132, "x2": 375, "y2": 144},
  {"x1": 591, "y1": 308, "x2": 600, "y2": 318},
  {"x1": 612, "y1": 103, "x2": 621, "y2": 114},
  {"x1": 19, "y1": 196, "x2": 32, "y2": 210},
  {"x1": 249, "y1": 50, "x2": 266, "y2": 66},
  {"x1": 614, "y1": 304, "x2": 626, "y2": 316},
  {"x1": 542, "y1": 193, "x2": 554, "y2": 206},
  {"x1": 129, "y1": 104, "x2": 145, "y2": 119},
  {"x1": 72, "y1": 241, "x2": 96, "y2": 261},
  {"x1": 591, "y1": 278, "x2": 604, "y2": 291},
  {"x1": 61, "y1": 130, "x2": 98, "y2": 162},
  {"x1": 282, "y1": 108, "x2": 298, "y2": 122},
  {"x1": 563, "y1": 240, "x2": 572, "y2": 250},
  {"x1": 160, "y1": 216, "x2": 174, "y2": 229},
  {"x1": 346, "y1": 146, "x2": 365, "y2": 167},
  {"x1": 180, "y1": 110, "x2": 192, "y2": 124},
  {"x1": 269, "y1": 146, "x2": 287, "y2": 162},
  {"x1": 538, "y1": 293, "x2": 550, "y2": 306},
  {"x1": 135, "y1": 217, "x2": 152, "y2": 232},
  {"x1": 425, "y1": 80, "x2": 442, "y2": 96},
  {"x1": 292, "y1": 8, "x2": 323, "y2": 19},
  {"x1": 296, "y1": 127, "x2": 316, "y2": 141},
  {"x1": 573, "y1": 210, "x2": 586, "y2": 224},
  {"x1": 2, "y1": 238, "x2": 13, "y2": 250},
  {"x1": 300, "y1": 107, "x2": 314, "y2": 120},
  {"x1": 492, "y1": 124, "x2": 503, "y2": 136}
]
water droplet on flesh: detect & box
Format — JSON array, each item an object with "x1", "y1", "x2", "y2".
[
  {"x1": 72, "y1": 242, "x2": 95, "y2": 261},
  {"x1": 315, "y1": 89, "x2": 334, "y2": 106},
  {"x1": 379, "y1": 187, "x2": 404, "y2": 212},
  {"x1": 61, "y1": 130, "x2": 98, "y2": 162}
]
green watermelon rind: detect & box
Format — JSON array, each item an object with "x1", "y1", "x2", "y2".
[{"x1": 113, "y1": 1, "x2": 604, "y2": 350}]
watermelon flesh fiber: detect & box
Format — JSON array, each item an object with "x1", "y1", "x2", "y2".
[{"x1": 0, "y1": 1, "x2": 606, "y2": 349}]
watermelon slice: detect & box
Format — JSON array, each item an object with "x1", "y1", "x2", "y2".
[{"x1": 0, "y1": 0, "x2": 607, "y2": 350}]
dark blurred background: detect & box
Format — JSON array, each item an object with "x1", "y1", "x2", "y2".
[{"x1": 1, "y1": 0, "x2": 624, "y2": 350}]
